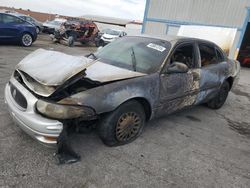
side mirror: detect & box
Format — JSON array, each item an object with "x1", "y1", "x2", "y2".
[{"x1": 166, "y1": 62, "x2": 188, "y2": 74}]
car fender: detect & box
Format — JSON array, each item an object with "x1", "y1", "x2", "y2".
[{"x1": 59, "y1": 73, "x2": 160, "y2": 118}]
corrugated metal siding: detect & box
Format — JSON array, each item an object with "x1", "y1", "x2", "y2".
[{"x1": 147, "y1": 0, "x2": 250, "y2": 28}]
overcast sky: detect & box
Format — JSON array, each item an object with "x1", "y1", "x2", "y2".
[{"x1": 1, "y1": 0, "x2": 146, "y2": 20}]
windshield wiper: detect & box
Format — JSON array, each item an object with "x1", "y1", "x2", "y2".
[
  {"x1": 130, "y1": 47, "x2": 137, "y2": 72},
  {"x1": 87, "y1": 53, "x2": 98, "y2": 60}
]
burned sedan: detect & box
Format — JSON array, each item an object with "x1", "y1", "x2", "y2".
[{"x1": 5, "y1": 36, "x2": 240, "y2": 149}]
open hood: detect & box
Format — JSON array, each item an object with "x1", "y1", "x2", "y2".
[{"x1": 16, "y1": 49, "x2": 145, "y2": 97}]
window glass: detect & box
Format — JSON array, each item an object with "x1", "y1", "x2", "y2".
[
  {"x1": 2, "y1": 15, "x2": 23, "y2": 24},
  {"x1": 215, "y1": 49, "x2": 225, "y2": 62},
  {"x1": 170, "y1": 44, "x2": 195, "y2": 68},
  {"x1": 199, "y1": 44, "x2": 217, "y2": 67},
  {"x1": 95, "y1": 37, "x2": 171, "y2": 74},
  {"x1": 0, "y1": 14, "x2": 3, "y2": 23}
]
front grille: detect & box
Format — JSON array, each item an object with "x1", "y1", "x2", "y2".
[{"x1": 9, "y1": 82, "x2": 28, "y2": 109}]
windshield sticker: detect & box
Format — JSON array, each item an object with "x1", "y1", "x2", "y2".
[{"x1": 147, "y1": 43, "x2": 166, "y2": 52}]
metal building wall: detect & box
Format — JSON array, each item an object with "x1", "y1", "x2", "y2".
[
  {"x1": 142, "y1": 0, "x2": 250, "y2": 58},
  {"x1": 146, "y1": 0, "x2": 250, "y2": 28}
]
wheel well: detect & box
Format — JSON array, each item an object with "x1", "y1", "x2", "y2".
[
  {"x1": 226, "y1": 77, "x2": 234, "y2": 90},
  {"x1": 132, "y1": 98, "x2": 152, "y2": 121}
]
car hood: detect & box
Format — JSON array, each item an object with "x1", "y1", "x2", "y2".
[
  {"x1": 15, "y1": 49, "x2": 145, "y2": 97},
  {"x1": 43, "y1": 23, "x2": 59, "y2": 29},
  {"x1": 103, "y1": 34, "x2": 119, "y2": 39}
]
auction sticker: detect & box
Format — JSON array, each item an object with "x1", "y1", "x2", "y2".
[{"x1": 147, "y1": 43, "x2": 166, "y2": 52}]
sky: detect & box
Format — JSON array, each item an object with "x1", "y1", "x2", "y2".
[{"x1": 1, "y1": 0, "x2": 146, "y2": 20}]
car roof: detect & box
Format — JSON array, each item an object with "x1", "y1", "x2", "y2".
[
  {"x1": 9, "y1": 13, "x2": 27, "y2": 17},
  {"x1": 132, "y1": 34, "x2": 218, "y2": 46}
]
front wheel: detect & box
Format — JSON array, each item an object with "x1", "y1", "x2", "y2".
[
  {"x1": 98, "y1": 100, "x2": 146, "y2": 146},
  {"x1": 20, "y1": 33, "x2": 33, "y2": 47},
  {"x1": 206, "y1": 81, "x2": 230, "y2": 109}
]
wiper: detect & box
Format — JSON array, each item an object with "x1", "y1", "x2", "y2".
[
  {"x1": 130, "y1": 47, "x2": 137, "y2": 72},
  {"x1": 87, "y1": 53, "x2": 98, "y2": 60}
]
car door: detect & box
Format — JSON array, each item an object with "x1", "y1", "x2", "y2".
[
  {"x1": 157, "y1": 42, "x2": 200, "y2": 116},
  {"x1": 195, "y1": 42, "x2": 228, "y2": 104},
  {"x1": 0, "y1": 14, "x2": 23, "y2": 39}
]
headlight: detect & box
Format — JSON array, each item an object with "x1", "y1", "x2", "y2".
[{"x1": 36, "y1": 100, "x2": 96, "y2": 120}]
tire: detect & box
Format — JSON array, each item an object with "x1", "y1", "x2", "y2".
[
  {"x1": 20, "y1": 33, "x2": 33, "y2": 47},
  {"x1": 99, "y1": 40, "x2": 104, "y2": 47},
  {"x1": 98, "y1": 100, "x2": 146, "y2": 147},
  {"x1": 206, "y1": 81, "x2": 230, "y2": 109},
  {"x1": 95, "y1": 40, "x2": 100, "y2": 47},
  {"x1": 68, "y1": 36, "x2": 74, "y2": 47},
  {"x1": 36, "y1": 27, "x2": 40, "y2": 34}
]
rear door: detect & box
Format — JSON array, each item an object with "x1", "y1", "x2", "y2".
[
  {"x1": 158, "y1": 42, "x2": 201, "y2": 115},
  {"x1": 0, "y1": 14, "x2": 24, "y2": 39},
  {"x1": 195, "y1": 42, "x2": 228, "y2": 103}
]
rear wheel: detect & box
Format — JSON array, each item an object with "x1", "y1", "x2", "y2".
[
  {"x1": 98, "y1": 100, "x2": 146, "y2": 146},
  {"x1": 206, "y1": 81, "x2": 230, "y2": 109},
  {"x1": 36, "y1": 27, "x2": 40, "y2": 34},
  {"x1": 20, "y1": 33, "x2": 33, "y2": 47}
]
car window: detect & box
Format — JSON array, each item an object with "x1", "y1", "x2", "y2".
[
  {"x1": 95, "y1": 37, "x2": 171, "y2": 74},
  {"x1": 26, "y1": 17, "x2": 34, "y2": 22},
  {"x1": 215, "y1": 48, "x2": 225, "y2": 62},
  {"x1": 199, "y1": 43, "x2": 218, "y2": 67},
  {"x1": 170, "y1": 43, "x2": 195, "y2": 69},
  {"x1": 2, "y1": 14, "x2": 24, "y2": 24}
]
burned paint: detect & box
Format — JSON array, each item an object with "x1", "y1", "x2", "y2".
[
  {"x1": 5, "y1": 36, "x2": 241, "y2": 158},
  {"x1": 16, "y1": 49, "x2": 145, "y2": 97}
]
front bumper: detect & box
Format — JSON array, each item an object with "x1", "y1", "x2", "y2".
[{"x1": 4, "y1": 77, "x2": 63, "y2": 146}]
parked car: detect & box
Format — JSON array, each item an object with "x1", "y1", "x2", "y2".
[
  {"x1": 43, "y1": 18, "x2": 66, "y2": 34},
  {"x1": 0, "y1": 13, "x2": 37, "y2": 46},
  {"x1": 51, "y1": 19, "x2": 99, "y2": 47},
  {"x1": 237, "y1": 46, "x2": 250, "y2": 67},
  {"x1": 5, "y1": 35, "x2": 240, "y2": 147},
  {"x1": 10, "y1": 13, "x2": 43, "y2": 34},
  {"x1": 98, "y1": 28, "x2": 127, "y2": 46}
]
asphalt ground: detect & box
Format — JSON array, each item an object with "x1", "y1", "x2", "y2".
[{"x1": 0, "y1": 34, "x2": 250, "y2": 188}]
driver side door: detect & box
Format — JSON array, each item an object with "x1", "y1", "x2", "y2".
[{"x1": 157, "y1": 42, "x2": 200, "y2": 116}]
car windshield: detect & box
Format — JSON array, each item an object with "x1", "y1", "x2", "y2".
[
  {"x1": 105, "y1": 29, "x2": 120, "y2": 36},
  {"x1": 94, "y1": 36, "x2": 171, "y2": 74}
]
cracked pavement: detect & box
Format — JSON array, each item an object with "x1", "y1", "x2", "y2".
[{"x1": 0, "y1": 35, "x2": 250, "y2": 188}]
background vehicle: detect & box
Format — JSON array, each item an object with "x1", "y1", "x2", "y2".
[
  {"x1": 237, "y1": 46, "x2": 250, "y2": 67},
  {"x1": 0, "y1": 13, "x2": 37, "y2": 46},
  {"x1": 52, "y1": 20, "x2": 99, "y2": 47},
  {"x1": 98, "y1": 28, "x2": 127, "y2": 46},
  {"x1": 43, "y1": 18, "x2": 66, "y2": 34},
  {"x1": 10, "y1": 13, "x2": 43, "y2": 34},
  {"x1": 5, "y1": 36, "x2": 240, "y2": 148}
]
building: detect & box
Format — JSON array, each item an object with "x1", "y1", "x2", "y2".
[
  {"x1": 0, "y1": 6, "x2": 76, "y2": 22},
  {"x1": 141, "y1": 0, "x2": 250, "y2": 60}
]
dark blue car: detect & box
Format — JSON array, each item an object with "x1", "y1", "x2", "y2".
[{"x1": 0, "y1": 13, "x2": 37, "y2": 47}]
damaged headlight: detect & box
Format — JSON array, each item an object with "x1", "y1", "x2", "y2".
[{"x1": 36, "y1": 100, "x2": 96, "y2": 120}]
